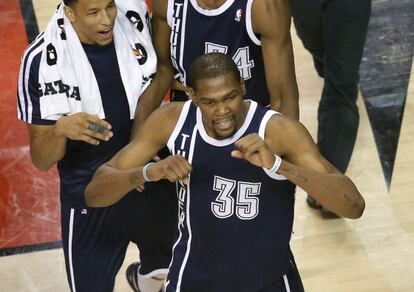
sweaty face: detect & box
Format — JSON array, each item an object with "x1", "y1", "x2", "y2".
[
  {"x1": 66, "y1": 0, "x2": 117, "y2": 46},
  {"x1": 194, "y1": 73, "x2": 248, "y2": 140}
]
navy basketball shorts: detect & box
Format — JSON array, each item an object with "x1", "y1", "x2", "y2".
[
  {"x1": 60, "y1": 180, "x2": 177, "y2": 292},
  {"x1": 260, "y1": 253, "x2": 305, "y2": 292}
]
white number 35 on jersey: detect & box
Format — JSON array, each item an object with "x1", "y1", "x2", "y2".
[{"x1": 211, "y1": 176, "x2": 261, "y2": 220}]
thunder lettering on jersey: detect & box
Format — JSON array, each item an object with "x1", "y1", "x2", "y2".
[
  {"x1": 167, "y1": 0, "x2": 270, "y2": 105},
  {"x1": 165, "y1": 100, "x2": 296, "y2": 292}
]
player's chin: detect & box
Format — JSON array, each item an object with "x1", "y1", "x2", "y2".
[
  {"x1": 96, "y1": 38, "x2": 113, "y2": 47},
  {"x1": 95, "y1": 32, "x2": 114, "y2": 46},
  {"x1": 214, "y1": 127, "x2": 236, "y2": 139},
  {"x1": 214, "y1": 121, "x2": 236, "y2": 136}
]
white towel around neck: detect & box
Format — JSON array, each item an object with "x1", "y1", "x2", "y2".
[{"x1": 38, "y1": 0, "x2": 156, "y2": 120}]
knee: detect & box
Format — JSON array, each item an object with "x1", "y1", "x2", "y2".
[
  {"x1": 318, "y1": 93, "x2": 359, "y2": 119},
  {"x1": 323, "y1": 77, "x2": 360, "y2": 105}
]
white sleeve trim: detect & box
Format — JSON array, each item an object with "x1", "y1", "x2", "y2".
[
  {"x1": 167, "y1": 100, "x2": 192, "y2": 154},
  {"x1": 167, "y1": 0, "x2": 174, "y2": 27},
  {"x1": 18, "y1": 42, "x2": 44, "y2": 124},
  {"x1": 259, "y1": 110, "x2": 287, "y2": 180},
  {"x1": 246, "y1": 0, "x2": 261, "y2": 46}
]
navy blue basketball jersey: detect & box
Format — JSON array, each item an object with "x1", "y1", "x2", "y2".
[
  {"x1": 165, "y1": 100, "x2": 296, "y2": 292},
  {"x1": 167, "y1": 0, "x2": 270, "y2": 105}
]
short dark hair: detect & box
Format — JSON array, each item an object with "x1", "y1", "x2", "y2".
[
  {"x1": 188, "y1": 53, "x2": 241, "y2": 89},
  {"x1": 63, "y1": 0, "x2": 77, "y2": 7}
]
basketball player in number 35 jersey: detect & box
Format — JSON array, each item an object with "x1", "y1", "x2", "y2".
[{"x1": 85, "y1": 53, "x2": 365, "y2": 292}]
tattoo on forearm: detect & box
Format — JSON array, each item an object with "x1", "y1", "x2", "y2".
[
  {"x1": 296, "y1": 173, "x2": 309, "y2": 183},
  {"x1": 281, "y1": 164, "x2": 309, "y2": 183},
  {"x1": 282, "y1": 164, "x2": 292, "y2": 175}
]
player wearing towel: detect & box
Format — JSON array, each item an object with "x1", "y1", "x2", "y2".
[{"x1": 17, "y1": 1, "x2": 174, "y2": 291}]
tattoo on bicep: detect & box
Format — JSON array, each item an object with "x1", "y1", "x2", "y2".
[
  {"x1": 283, "y1": 164, "x2": 292, "y2": 174},
  {"x1": 282, "y1": 165, "x2": 309, "y2": 183}
]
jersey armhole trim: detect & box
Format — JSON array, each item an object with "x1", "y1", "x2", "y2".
[
  {"x1": 246, "y1": 0, "x2": 261, "y2": 46},
  {"x1": 18, "y1": 42, "x2": 44, "y2": 124},
  {"x1": 167, "y1": 100, "x2": 192, "y2": 154},
  {"x1": 166, "y1": 0, "x2": 175, "y2": 27},
  {"x1": 259, "y1": 110, "x2": 287, "y2": 180}
]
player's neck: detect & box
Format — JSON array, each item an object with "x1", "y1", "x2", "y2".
[{"x1": 196, "y1": 0, "x2": 227, "y2": 10}]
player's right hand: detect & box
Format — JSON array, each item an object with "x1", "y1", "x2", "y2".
[
  {"x1": 148, "y1": 155, "x2": 192, "y2": 184},
  {"x1": 54, "y1": 112, "x2": 113, "y2": 145}
]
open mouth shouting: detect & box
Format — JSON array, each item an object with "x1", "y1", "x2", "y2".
[
  {"x1": 214, "y1": 117, "x2": 234, "y2": 132},
  {"x1": 98, "y1": 27, "x2": 113, "y2": 40}
]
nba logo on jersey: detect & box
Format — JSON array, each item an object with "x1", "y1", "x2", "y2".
[
  {"x1": 81, "y1": 208, "x2": 87, "y2": 215},
  {"x1": 235, "y1": 8, "x2": 243, "y2": 22}
]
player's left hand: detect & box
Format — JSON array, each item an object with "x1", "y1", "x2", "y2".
[{"x1": 231, "y1": 134, "x2": 275, "y2": 169}]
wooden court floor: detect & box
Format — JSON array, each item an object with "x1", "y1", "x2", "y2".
[{"x1": 0, "y1": 0, "x2": 413, "y2": 291}]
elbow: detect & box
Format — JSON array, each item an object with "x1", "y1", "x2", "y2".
[
  {"x1": 84, "y1": 185, "x2": 100, "y2": 208},
  {"x1": 31, "y1": 159, "x2": 53, "y2": 172},
  {"x1": 348, "y1": 196, "x2": 365, "y2": 219},
  {"x1": 84, "y1": 165, "x2": 118, "y2": 208},
  {"x1": 29, "y1": 149, "x2": 56, "y2": 171},
  {"x1": 84, "y1": 189, "x2": 92, "y2": 207},
  {"x1": 355, "y1": 197, "x2": 365, "y2": 219},
  {"x1": 84, "y1": 181, "x2": 115, "y2": 208}
]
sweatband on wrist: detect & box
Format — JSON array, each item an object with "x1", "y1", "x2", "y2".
[
  {"x1": 267, "y1": 155, "x2": 282, "y2": 174},
  {"x1": 142, "y1": 162, "x2": 154, "y2": 182}
]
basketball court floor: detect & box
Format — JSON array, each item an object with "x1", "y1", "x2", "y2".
[{"x1": 0, "y1": 0, "x2": 413, "y2": 291}]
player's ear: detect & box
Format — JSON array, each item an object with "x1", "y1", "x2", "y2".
[
  {"x1": 187, "y1": 87, "x2": 198, "y2": 104},
  {"x1": 64, "y1": 5, "x2": 76, "y2": 22}
]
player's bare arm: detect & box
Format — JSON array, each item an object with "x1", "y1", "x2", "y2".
[
  {"x1": 233, "y1": 115, "x2": 364, "y2": 219},
  {"x1": 268, "y1": 115, "x2": 364, "y2": 218},
  {"x1": 28, "y1": 113, "x2": 112, "y2": 170},
  {"x1": 252, "y1": 0, "x2": 299, "y2": 119},
  {"x1": 85, "y1": 102, "x2": 192, "y2": 207},
  {"x1": 132, "y1": 0, "x2": 176, "y2": 136}
]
